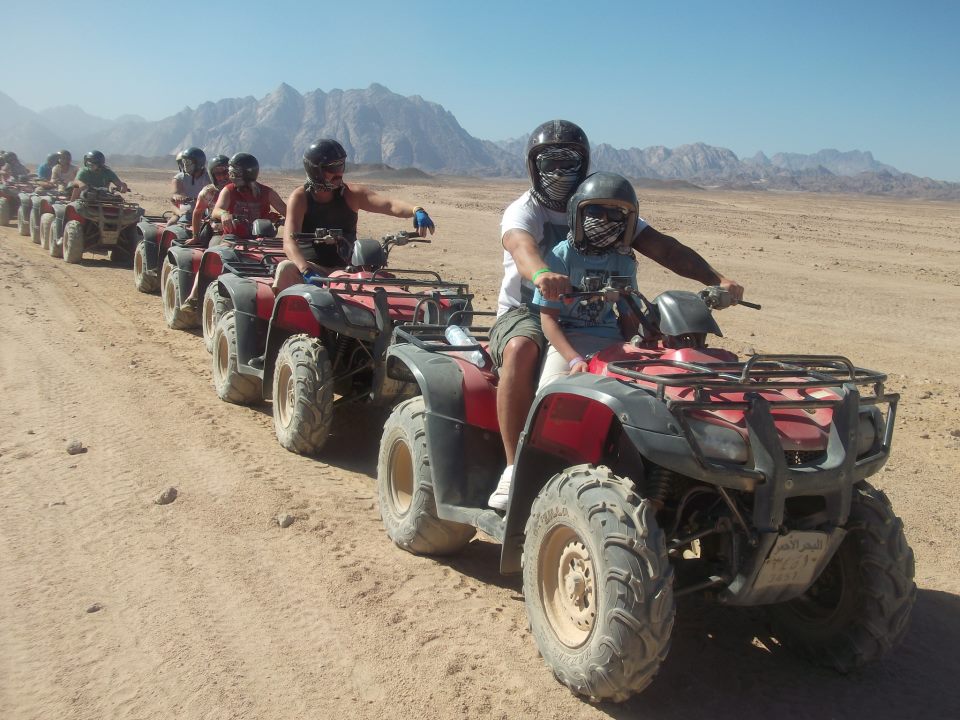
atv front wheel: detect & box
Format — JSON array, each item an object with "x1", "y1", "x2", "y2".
[
  {"x1": 133, "y1": 240, "x2": 159, "y2": 293},
  {"x1": 377, "y1": 396, "x2": 475, "y2": 554},
  {"x1": 63, "y1": 220, "x2": 84, "y2": 264},
  {"x1": 0, "y1": 198, "x2": 11, "y2": 227},
  {"x1": 23, "y1": 207, "x2": 35, "y2": 239},
  {"x1": 161, "y1": 257, "x2": 198, "y2": 329},
  {"x1": 272, "y1": 334, "x2": 334, "y2": 455},
  {"x1": 523, "y1": 465, "x2": 675, "y2": 702},
  {"x1": 39, "y1": 213, "x2": 54, "y2": 251},
  {"x1": 202, "y1": 282, "x2": 232, "y2": 353},
  {"x1": 212, "y1": 310, "x2": 261, "y2": 404},
  {"x1": 767, "y1": 482, "x2": 916, "y2": 672}
]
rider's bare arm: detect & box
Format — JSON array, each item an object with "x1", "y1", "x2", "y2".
[
  {"x1": 282, "y1": 187, "x2": 316, "y2": 274},
  {"x1": 632, "y1": 225, "x2": 744, "y2": 301},
  {"x1": 541, "y1": 310, "x2": 586, "y2": 371},
  {"x1": 503, "y1": 228, "x2": 571, "y2": 301},
  {"x1": 171, "y1": 176, "x2": 184, "y2": 205},
  {"x1": 211, "y1": 186, "x2": 233, "y2": 221},
  {"x1": 347, "y1": 184, "x2": 416, "y2": 219},
  {"x1": 269, "y1": 188, "x2": 287, "y2": 217},
  {"x1": 191, "y1": 195, "x2": 209, "y2": 237}
]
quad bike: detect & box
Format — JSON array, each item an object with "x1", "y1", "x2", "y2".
[
  {"x1": 45, "y1": 187, "x2": 144, "y2": 264},
  {"x1": 159, "y1": 215, "x2": 283, "y2": 330},
  {"x1": 0, "y1": 180, "x2": 36, "y2": 229},
  {"x1": 211, "y1": 229, "x2": 472, "y2": 456},
  {"x1": 133, "y1": 202, "x2": 194, "y2": 294},
  {"x1": 376, "y1": 282, "x2": 915, "y2": 702},
  {"x1": 27, "y1": 188, "x2": 71, "y2": 245}
]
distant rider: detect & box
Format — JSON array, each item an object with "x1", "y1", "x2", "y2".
[
  {"x1": 71, "y1": 150, "x2": 129, "y2": 199},
  {"x1": 50, "y1": 150, "x2": 78, "y2": 191},
  {"x1": 188, "y1": 154, "x2": 230, "y2": 246},
  {"x1": 169, "y1": 146, "x2": 210, "y2": 224},
  {"x1": 0, "y1": 152, "x2": 31, "y2": 182}
]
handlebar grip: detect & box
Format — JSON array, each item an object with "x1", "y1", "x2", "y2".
[{"x1": 739, "y1": 300, "x2": 762, "y2": 310}]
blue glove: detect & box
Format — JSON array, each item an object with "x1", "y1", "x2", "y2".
[
  {"x1": 302, "y1": 269, "x2": 320, "y2": 284},
  {"x1": 413, "y1": 206, "x2": 434, "y2": 232}
]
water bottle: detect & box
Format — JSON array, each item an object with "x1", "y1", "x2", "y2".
[{"x1": 444, "y1": 325, "x2": 484, "y2": 367}]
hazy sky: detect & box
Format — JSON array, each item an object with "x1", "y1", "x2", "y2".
[{"x1": 4, "y1": 0, "x2": 958, "y2": 180}]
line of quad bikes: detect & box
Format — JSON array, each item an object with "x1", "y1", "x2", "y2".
[{"x1": 1, "y1": 179, "x2": 916, "y2": 702}]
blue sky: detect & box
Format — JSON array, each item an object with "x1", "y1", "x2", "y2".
[{"x1": 4, "y1": 0, "x2": 958, "y2": 180}]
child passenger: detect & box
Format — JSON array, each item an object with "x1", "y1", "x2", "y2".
[{"x1": 533, "y1": 172, "x2": 642, "y2": 388}]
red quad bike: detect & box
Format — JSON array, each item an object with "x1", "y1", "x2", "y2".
[
  {"x1": 46, "y1": 188, "x2": 144, "y2": 264},
  {"x1": 132, "y1": 201, "x2": 195, "y2": 293},
  {"x1": 211, "y1": 229, "x2": 473, "y2": 457},
  {"x1": 28, "y1": 187, "x2": 72, "y2": 247},
  {"x1": 159, "y1": 216, "x2": 282, "y2": 330},
  {"x1": 376, "y1": 282, "x2": 915, "y2": 702},
  {"x1": 0, "y1": 180, "x2": 37, "y2": 229}
]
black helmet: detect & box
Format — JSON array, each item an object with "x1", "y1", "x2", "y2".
[
  {"x1": 58, "y1": 149, "x2": 72, "y2": 164},
  {"x1": 4, "y1": 151, "x2": 18, "y2": 164},
  {"x1": 228, "y1": 152, "x2": 259, "y2": 186},
  {"x1": 46, "y1": 152, "x2": 60, "y2": 165},
  {"x1": 84, "y1": 150, "x2": 105, "y2": 170},
  {"x1": 526, "y1": 119, "x2": 590, "y2": 211},
  {"x1": 303, "y1": 139, "x2": 347, "y2": 180},
  {"x1": 566, "y1": 172, "x2": 638, "y2": 255},
  {"x1": 178, "y1": 146, "x2": 206, "y2": 174},
  {"x1": 207, "y1": 154, "x2": 230, "y2": 188}
]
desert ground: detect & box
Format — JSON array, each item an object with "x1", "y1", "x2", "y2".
[{"x1": 1, "y1": 169, "x2": 959, "y2": 719}]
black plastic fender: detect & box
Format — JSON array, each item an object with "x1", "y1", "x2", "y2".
[
  {"x1": 136, "y1": 221, "x2": 159, "y2": 269},
  {"x1": 166, "y1": 245, "x2": 200, "y2": 304},
  {"x1": 217, "y1": 272, "x2": 267, "y2": 376}
]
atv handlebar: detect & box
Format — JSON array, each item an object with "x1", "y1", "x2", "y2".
[{"x1": 560, "y1": 283, "x2": 760, "y2": 311}]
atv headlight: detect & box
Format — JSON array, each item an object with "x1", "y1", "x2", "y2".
[
  {"x1": 856, "y1": 409, "x2": 884, "y2": 457},
  {"x1": 341, "y1": 303, "x2": 376, "y2": 328},
  {"x1": 687, "y1": 419, "x2": 749, "y2": 463}
]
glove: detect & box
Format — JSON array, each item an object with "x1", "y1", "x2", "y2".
[
  {"x1": 412, "y1": 206, "x2": 434, "y2": 232},
  {"x1": 302, "y1": 269, "x2": 320, "y2": 284}
]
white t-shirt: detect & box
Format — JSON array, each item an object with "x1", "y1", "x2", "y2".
[
  {"x1": 497, "y1": 190, "x2": 648, "y2": 316},
  {"x1": 174, "y1": 170, "x2": 212, "y2": 200}
]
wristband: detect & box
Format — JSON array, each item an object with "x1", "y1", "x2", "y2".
[
  {"x1": 531, "y1": 267, "x2": 551, "y2": 284},
  {"x1": 568, "y1": 355, "x2": 585, "y2": 369}
]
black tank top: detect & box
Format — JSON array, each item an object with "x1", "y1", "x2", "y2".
[{"x1": 302, "y1": 186, "x2": 359, "y2": 268}]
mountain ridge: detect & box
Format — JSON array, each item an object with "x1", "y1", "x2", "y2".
[{"x1": 2, "y1": 85, "x2": 957, "y2": 199}]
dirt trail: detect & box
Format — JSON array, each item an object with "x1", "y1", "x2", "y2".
[{"x1": 1, "y1": 174, "x2": 959, "y2": 719}]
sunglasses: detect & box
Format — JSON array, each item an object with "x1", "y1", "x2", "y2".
[
  {"x1": 536, "y1": 155, "x2": 581, "y2": 173},
  {"x1": 320, "y1": 160, "x2": 345, "y2": 173},
  {"x1": 583, "y1": 205, "x2": 627, "y2": 223}
]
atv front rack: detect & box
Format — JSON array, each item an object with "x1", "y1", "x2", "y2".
[{"x1": 608, "y1": 354, "x2": 889, "y2": 405}]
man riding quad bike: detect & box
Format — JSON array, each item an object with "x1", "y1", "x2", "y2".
[
  {"x1": 46, "y1": 186, "x2": 144, "y2": 263},
  {"x1": 374, "y1": 174, "x2": 915, "y2": 703}
]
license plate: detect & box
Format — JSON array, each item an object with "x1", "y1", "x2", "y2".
[{"x1": 755, "y1": 531, "x2": 831, "y2": 592}]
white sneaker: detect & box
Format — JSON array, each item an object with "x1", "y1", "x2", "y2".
[{"x1": 488, "y1": 464, "x2": 514, "y2": 511}]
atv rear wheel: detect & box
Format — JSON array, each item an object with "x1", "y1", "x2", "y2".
[
  {"x1": 377, "y1": 396, "x2": 475, "y2": 554},
  {"x1": 767, "y1": 482, "x2": 916, "y2": 672},
  {"x1": 523, "y1": 465, "x2": 675, "y2": 702},
  {"x1": 272, "y1": 334, "x2": 334, "y2": 455},
  {"x1": 23, "y1": 207, "x2": 35, "y2": 239},
  {"x1": 161, "y1": 257, "x2": 198, "y2": 329},
  {"x1": 202, "y1": 282, "x2": 232, "y2": 353},
  {"x1": 0, "y1": 198, "x2": 11, "y2": 227},
  {"x1": 133, "y1": 240, "x2": 159, "y2": 293},
  {"x1": 39, "y1": 213, "x2": 54, "y2": 251},
  {"x1": 212, "y1": 310, "x2": 262, "y2": 404},
  {"x1": 63, "y1": 220, "x2": 84, "y2": 264}
]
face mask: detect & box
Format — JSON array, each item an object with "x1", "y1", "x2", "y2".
[
  {"x1": 579, "y1": 216, "x2": 626, "y2": 255},
  {"x1": 533, "y1": 147, "x2": 582, "y2": 209}
]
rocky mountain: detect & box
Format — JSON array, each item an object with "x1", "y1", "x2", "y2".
[{"x1": 2, "y1": 85, "x2": 958, "y2": 199}]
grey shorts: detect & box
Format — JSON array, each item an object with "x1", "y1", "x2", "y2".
[{"x1": 488, "y1": 304, "x2": 546, "y2": 368}]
